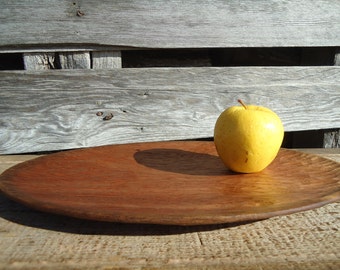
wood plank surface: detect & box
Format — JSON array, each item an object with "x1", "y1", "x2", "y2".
[
  {"x1": 0, "y1": 67, "x2": 339, "y2": 154},
  {"x1": 23, "y1": 53, "x2": 56, "y2": 70},
  {"x1": 0, "y1": 149, "x2": 339, "y2": 269},
  {"x1": 23, "y1": 51, "x2": 122, "y2": 70},
  {"x1": 323, "y1": 52, "x2": 340, "y2": 148},
  {"x1": 0, "y1": 0, "x2": 339, "y2": 51},
  {"x1": 92, "y1": 51, "x2": 122, "y2": 69},
  {"x1": 59, "y1": 52, "x2": 91, "y2": 69}
]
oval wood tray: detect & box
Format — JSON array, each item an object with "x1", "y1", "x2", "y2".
[{"x1": 0, "y1": 141, "x2": 339, "y2": 225}]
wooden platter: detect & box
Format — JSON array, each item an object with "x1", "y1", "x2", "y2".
[{"x1": 0, "y1": 141, "x2": 339, "y2": 225}]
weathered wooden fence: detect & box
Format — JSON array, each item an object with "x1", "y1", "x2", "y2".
[{"x1": 0, "y1": 0, "x2": 339, "y2": 153}]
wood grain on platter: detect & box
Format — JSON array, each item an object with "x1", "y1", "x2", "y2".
[{"x1": 0, "y1": 141, "x2": 339, "y2": 225}]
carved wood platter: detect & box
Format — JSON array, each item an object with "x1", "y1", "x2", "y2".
[{"x1": 0, "y1": 141, "x2": 339, "y2": 225}]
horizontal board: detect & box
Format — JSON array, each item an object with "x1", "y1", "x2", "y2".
[
  {"x1": 0, "y1": 0, "x2": 339, "y2": 51},
  {"x1": 0, "y1": 67, "x2": 339, "y2": 154}
]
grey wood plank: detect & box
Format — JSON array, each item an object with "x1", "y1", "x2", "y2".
[
  {"x1": 0, "y1": 0, "x2": 339, "y2": 51},
  {"x1": 335, "y1": 49, "x2": 340, "y2": 66},
  {"x1": 92, "y1": 51, "x2": 122, "y2": 69},
  {"x1": 59, "y1": 52, "x2": 91, "y2": 69},
  {"x1": 23, "y1": 53, "x2": 56, "y2": 70},
  {"x1": 324, "y1": 130, "x2": 340, "y2": 148},
  {"x1": 323, "y1": 50, "x2": 340, "y2": 148},
  {"x1": 0, "y1": 67, "x2": 339, "y2": 154}
]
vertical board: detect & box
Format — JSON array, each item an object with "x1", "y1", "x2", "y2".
[
  {"x1": 59, "y1": 52, "x2": 91, "y2": 69},
  {"x1": 92, "y1": 51, "x2": 122, "y2": 69},
  {"x1": 23, "y1": 53, "x2": 56, "y2": 70}
]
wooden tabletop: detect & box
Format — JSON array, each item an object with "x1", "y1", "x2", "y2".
[{"x1": 0, "y1": 148, "x2": 339, "y2": 269}]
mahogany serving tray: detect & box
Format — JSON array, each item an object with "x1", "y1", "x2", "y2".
[{"x1": 0, "y1": 141, "x2": 339, "y2": 225}]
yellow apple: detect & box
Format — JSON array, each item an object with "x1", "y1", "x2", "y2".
[{"x1": 214, "y1": 100, "x2": 284, "y2": 173}]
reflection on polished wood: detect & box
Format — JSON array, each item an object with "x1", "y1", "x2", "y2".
[
  {"x1": 0, "y1": 145, "x2": 339, "y2": 269},
  {"x1": 1, "y1": 142, "x2": 339, "y2": 226}
]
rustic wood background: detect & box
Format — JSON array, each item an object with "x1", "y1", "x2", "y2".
[
  {"x1": 0, "y1": 66, "x2": 339, "y2": 154},
  {"x1": 1, "y1": 0, "x2": 339, "y2": 49},
  {"x1": 0, "y1": 0, "x2": 339, "y2": 153}
]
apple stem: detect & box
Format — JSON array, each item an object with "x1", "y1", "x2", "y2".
[{"x1": 238, "y1": 99, "x2": 247, "y2": 109}]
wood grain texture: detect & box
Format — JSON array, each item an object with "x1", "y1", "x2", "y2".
[
  {"x1": 23, "y1": 53, "x2": 56, "y2": 70},
  {"x1": 1, "y1": 149, "x2": 339, "y2": 175},
  {"x1": 0, "y1": 141, "x2": 339, "y2": 225},
  {"x1": 0, "y1": 155, "x2": 40, "y2": 174},
  {"x1": 0, "y1": 0, "x2": 339, "y2": 51},
  {"x1": 59, "y1": 52, "x2": 91, "y2": 69},
  {"x1": 335, "y1": 50, "x2": 340, "y2": 66},
  {"x1": 92, "y1": 51, "x2": 122, "y2": 69},
  {"x1": 0, "y1": 67, "x2": 339, "y2": 154},
  {"x1": 0, "y1": 149, "x2": 339, "y2": 269},
  {"x1": 323, "y1": 129, "x2": 340, "y2": 148},
  {"x1": 322, "y1": 52, "x2": 340, "y2": 148},
  {"x1": 24, "y1": 51, "x2": 122, "y2": 70}
]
